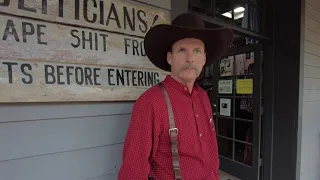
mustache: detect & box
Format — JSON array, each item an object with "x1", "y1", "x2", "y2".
[
  {"x1": 179, "y1": 63, "x2": 201, "y2": 76},
  {"x1": 180, "y1": 64, "x2": 198, "y2": 71}
]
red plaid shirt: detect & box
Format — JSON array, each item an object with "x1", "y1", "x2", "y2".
[{"x1": 118, "y1": 75, "x2": 220, "y2": 180}]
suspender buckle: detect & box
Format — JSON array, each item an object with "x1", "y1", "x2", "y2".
[
  {"x1": 173, "y1": 168, "x2": 183, "y2": 180},
  {"x1": 169, "y1": 128, "x2": 178, "y2": 136}
]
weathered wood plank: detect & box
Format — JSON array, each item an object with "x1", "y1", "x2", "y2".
[
  {"x1": 0, "y1": 59, "x2": 167, "y2": 102},
  {"x1": 0, "y1": 144, "x2": 123, "y2": 180},
  {"x1": 302, "y1": 101, "x2": 320, "y2": 114},
  {"x1": 304, "y1": 53, "x2": 320, "y2": 67},
  {"x1": 304, "y1": 77, "x2": 320, "y2": 90},
  {"x1": 134, "y1": 0, "x2": 171, "y2": 10},
  {"x1": 305, "y1": 40, "x2": 320, "y2": 57},
  {"x1": 0, "y1": 114, "x2": 129, "y2": 161},
  {"x1": 0, "y1": 0, "x2": 171, "y2": 102},
  {"x1": 304, "y1": 64, "x2": 320, "y2": 78},
  {"x1": 0, "y1": 102, "x2": 134, "y2": 122},
  {"x1": 0, "y1": 14, "x2": 158, "y2": 69},
  {"x1": 0, "y1": 0, "x2": 170, "y2": 37},
  {"x1": 305, "y1": 15, "x2": 320, "y2": 35},
  {"x1": 305, "y1": 28, "x2": 320, "y2": 46},
  {"x1": 306, "y1": 0, "x2": 320, "y2": 13},
  {"x1": 303, "y1": 89, "x2": 320, "y2": 101},
  {"x1": 305, "y1": 3, "x2": 320, "y2": 25},
  {"x1": 86, "y1": 173, "x2": 118, "y2": 180}
]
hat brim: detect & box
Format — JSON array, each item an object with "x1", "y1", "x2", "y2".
[{"x1": 144, "y1": 24, "x2": 234, "y2": 72}]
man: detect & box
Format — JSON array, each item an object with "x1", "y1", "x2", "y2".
[{"x1": 118, "y1": 13, "x2": 233, "y2": 180}]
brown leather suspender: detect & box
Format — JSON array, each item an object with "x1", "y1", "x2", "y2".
[{"x1": 158, "y1": 83, "x2": 183, "y2": 180}]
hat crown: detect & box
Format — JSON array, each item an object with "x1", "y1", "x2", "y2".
[{"x1": 171, "y1": 13, "x2": 205, "y2": 29}]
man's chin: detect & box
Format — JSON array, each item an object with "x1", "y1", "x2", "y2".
[{"x1": 180, "y1": 75, "x2": 197, "y2": 82}]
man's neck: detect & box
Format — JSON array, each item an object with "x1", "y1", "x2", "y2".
[{"x1": 170, "y1": 75, "x2": 195, "y2": 94}]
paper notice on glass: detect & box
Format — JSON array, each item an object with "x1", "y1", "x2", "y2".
[
  {"x1": 218, "y1": 80, "x2": 233, "y2": 94},
  {"x1": 236, "y1": 79, "x2": 253, "y2": 94},
  {"x1": 220, "y1": 98, "x2": 231, "y2": 117}
]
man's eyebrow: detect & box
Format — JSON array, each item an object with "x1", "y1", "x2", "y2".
[
  {"x1": 194, "y1": 47, "x2": 204, "y2": 50},
  {"x1": 177, "y1": 46, "x2": 186, "y2": 50}
]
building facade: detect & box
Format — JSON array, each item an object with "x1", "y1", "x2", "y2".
[
  {"x1": 0, "y1": 0, "x2": 319, "y2": 180},
  {"x1": 0, "y1": 0, "x2": 171, "y2": 180}
]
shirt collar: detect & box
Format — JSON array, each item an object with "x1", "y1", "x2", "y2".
[{"x1": 162, "y1": 75, "x2": 200, "y2": 96}]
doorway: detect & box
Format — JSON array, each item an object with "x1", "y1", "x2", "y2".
[{"x1": 198, "y1": 38, "x2": 263, "y2": 180}]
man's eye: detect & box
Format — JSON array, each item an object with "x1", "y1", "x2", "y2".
[
  {"x1": 195, "y1": 49, "x2": 202, "y2": 53},
  {"x1": 178, "y1": 48, "x2": 185, "y2": 53}
]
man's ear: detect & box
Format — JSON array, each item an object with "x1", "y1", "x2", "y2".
[{"x1": 167, "y1": 52, "x2": 172, "y2": 65}]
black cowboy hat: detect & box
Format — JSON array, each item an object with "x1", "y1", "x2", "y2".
[{"x1": 144, "y1": 13, "x2": 234, "y2": 72}]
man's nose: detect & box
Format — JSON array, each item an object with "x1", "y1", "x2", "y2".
[{"x1": 186, "y1": 51, "x2": 195, "y2": 63}]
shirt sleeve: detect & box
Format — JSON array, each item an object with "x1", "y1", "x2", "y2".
[{"x1": 118, "y1": 94, "x2": 159, "y2": 180}]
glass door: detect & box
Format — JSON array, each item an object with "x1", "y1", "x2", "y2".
[{"x1": 207, "y1": 44, "x2": 262, "y2": 180}]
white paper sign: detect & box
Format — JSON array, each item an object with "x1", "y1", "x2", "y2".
[
  {"x1": 218, "y1": 80, "x2": 233, "y2": 94},
  {"x1": 220, "y1": 98, "x2": 231, "y2": 117}
]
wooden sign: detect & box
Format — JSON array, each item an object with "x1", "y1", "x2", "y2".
[
  {"x1": 0, "y1": 0, "x2": 171, "y2": 102},
  {"x1": 0, "y1": 0, "x2": 170, "y2": 36}
]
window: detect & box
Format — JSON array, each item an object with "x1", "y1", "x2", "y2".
[
  {"x1": 217, "y1": 51, "x2": 255, "y2": 166},
  {"x1": 189, "y1": 0, "x2": 261, "y2": 33}
]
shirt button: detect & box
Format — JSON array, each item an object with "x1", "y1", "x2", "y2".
[
  {"x1": 196, "y1": 114, "x2": 199, "y2": 118},
  {"x1": 184, "y1": 87, "x2": 187, "y2": 91},
  {"x1": 199, "y1": 133, "x2": 202, "y2": 137}
]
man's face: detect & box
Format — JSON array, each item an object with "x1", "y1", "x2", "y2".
[{"x1": 167, "y1": 38, "x2": 206, "y2": 83}]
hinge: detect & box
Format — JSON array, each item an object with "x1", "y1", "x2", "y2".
[{"x1": 259, "y1": 158, "x2": 263, "y2": 167}]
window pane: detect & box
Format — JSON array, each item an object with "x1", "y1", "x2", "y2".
[
  {"x1": 190, "y1": 0, "x2": 213, "y2": 13},
  {"x1": 219, "y1": 98, "x2": 233, "y2": 117},
  {"x1": 215, "y1": 0, "x2": 233, "y2": 24},
  {"x1": 234, "y1": 142, "x2": 252, "y2": 166},
  {"x1": 248, "y1": 6, "x2": 260, "y2": 32},
  {"x1": 218, "y1": 78, "x2": 233, "y2": 95},
  {"x1": 235, "y1": 98, "x2": 253, "y2": 120},
  {"x1": 219, "y1": 55, "x2": 235, "y2": 77},
  {"x1": 218, "y1": 137, "x2": 233, "y2": 159},
  {"x1": 214, "y1": 0, "x2": 261, "y2": 32},
  {"x1": 235, "y1": 120, "x2": 253, "y2": 143},
  {"x1": 232, "y1": 1, "x2": 246, "y2": 27},
  {"x1": 215, "y1": 0, "x2": 246, "y2": 26},
  {"x1": 218, "y1": 118, "x2": 233, "y2": 138},
  {"x1": 235, "y1": 52, "x2": 254, "y2": 76}
]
